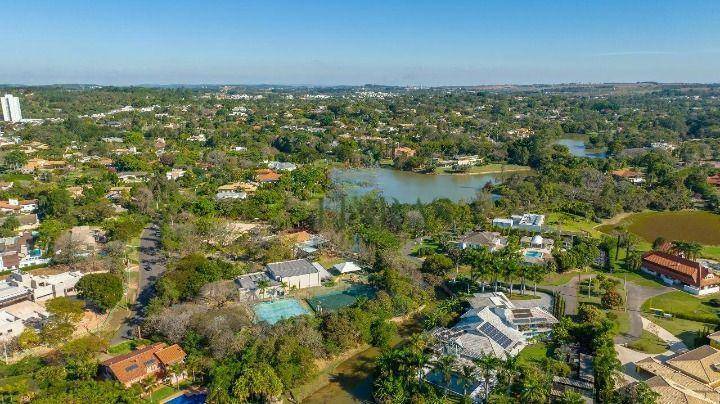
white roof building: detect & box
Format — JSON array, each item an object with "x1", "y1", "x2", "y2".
[{"x1": 333, "y1": 261, "x2": 362, "y2": 274}]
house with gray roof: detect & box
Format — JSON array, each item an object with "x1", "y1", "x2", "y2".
[
  {"x1": 266, "y1": 259, "x2": 321, "y2": 289},
  {"x1": 235, "y1": 272, "x2": 282, "y2": 300}
]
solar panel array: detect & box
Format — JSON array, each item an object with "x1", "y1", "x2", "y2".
[{"x1": 479, "y1": 322, "x2": 513, "y2": 349}]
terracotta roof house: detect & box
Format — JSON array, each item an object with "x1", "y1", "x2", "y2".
[
  {"x1": 610, "y1": 168, "x2": 645, "y2": 184},
  {"x1": 255, "y1": 169, "x2": 281, "y2": 183},
  {"x1": 707, "y1": 173, "x2": 720, "y2": 187},
  {"x1": 393, "y1": 146, "x2": 416, "y2": 158},
  {"x1": 641, "y1": 251, "x2": 720, "y2": 295},
  {"x1": 99, "y1": 342, "x2": 186, "y2": 387}
]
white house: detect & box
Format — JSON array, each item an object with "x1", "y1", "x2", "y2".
[
  {"x1": 266, "y1": 259, "x2": 321, "y2": 290},
  {"x1": 0, "y1": 311, "x2": 24, "y2": 340},
  {"x1": 8, "y1": 270, "x2": 83, "y2": 301},
  {"x1": 492, "y1": 213, "x2": 545, "y2": 232}
]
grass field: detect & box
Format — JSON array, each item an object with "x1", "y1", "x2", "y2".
[
  {"x1": 626, "y1": 331, "x2": 668, "y2": 354},
  {"x1": 597, "y1": 210, "x2": 720, "y2": 247},
  {"x1": 546, "y1": 212, "x2": 603, "y2": 237},
  {"x1": 517, "y1": 342, "x2": 549, "y2": 364},
  {"x1": 434, "y1": 163, "x2": 531, "y2": 175},
  {"x1": 644, "y1": 316, "x2": 716, "y2": 349},
  {"x1": 641, "y1": 291, "x2": 720, "y2": 323}
]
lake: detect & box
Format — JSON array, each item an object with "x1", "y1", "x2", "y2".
[
  {"x1": 553, "y1": 136, "x2": 607, "y2": 158},
  {"x1": 330, "y1": 167, "x2": 526, "y2": 204}
]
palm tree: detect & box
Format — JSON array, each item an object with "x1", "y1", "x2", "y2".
[
  {"x1": 474, "y1": 354, "x2": 500, "y2": 400},
  {"x1": 502, "y1": 257, "x2": 519, "y2": 296},
  {"x1": 520, "y1": 377, "x2": 547, "y2": 404},
  {"x1": 257, "y1": 279, "x2": 270, "y2": 299},
  {"x1": 558, "y1": 390, "x2": 585, "y2": 404}
]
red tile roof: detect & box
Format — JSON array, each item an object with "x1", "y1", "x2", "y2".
[
  {"x1": 707, "y1": 174, "x2": 720, "y2": 187},
  {"x1": 101, "y1": 342, "x2": 186, "y2": 386},
  {"x1": 642, "y1": 251, "x2": 720, "y2": 288}
]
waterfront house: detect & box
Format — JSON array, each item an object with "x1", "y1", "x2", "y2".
[{"x1": 492, "y1": 213, "x2": 545, "y2": 232}]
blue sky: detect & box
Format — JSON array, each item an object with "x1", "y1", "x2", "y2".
[{"x1": 4, "y1": 0, "x2": 720, "y2": 85}]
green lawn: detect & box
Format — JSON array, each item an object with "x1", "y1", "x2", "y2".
[
  {"x1": 626, "y1": 331, "x2": 668, "y2": 354},
  {"x1": 610, "y1": 310, "x2": 631, "y2": 336},
  {"x1": 434, "y1": 163, "x2": 531, "y2": 175},
  {"x1": 148, "y1": 385, "x2": 179, "y2": 404},
  {"x1": 517, "y1": 342, "x2": 549, "y2": 364},
  {"x1": 540, "y1": 271, "x2": 584, "y2": 286},
  {"x1": 641, "y1": 291, "x2": 720, "y2": 323},
  {"x1": 644, "y1": 316, "x2": 716, "y2": 349},
  {"x1": 108, "y1": 339, "x2": 153, "y2": 355},
  {"x1": 546, "y1": 212, "x2": 603, "y2": 237}
]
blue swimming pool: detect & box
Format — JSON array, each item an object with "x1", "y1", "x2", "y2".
[
  {"x1": 524, "y1": 250, "x2": 543, "y2": 259},
  {"x1": 166, "y1": 392, "x2": 206, "y2": 404},
  {"x1": 253, "y1": 298, "x2": 310, "y2": 325}
]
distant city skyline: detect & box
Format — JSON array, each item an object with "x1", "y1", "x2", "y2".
[{"x1": 4, "y1": 0, "x2": 720, "y2": 86}]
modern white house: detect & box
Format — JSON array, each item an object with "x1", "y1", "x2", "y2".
[
  {"x1": 492, "y1": 213, "x2": 545, "y2": 232},
  {"x1": 1, "y1": 94, "x2": 22, "y2": 123},
  {"x1": 7, "y1": 270, "x2": 83, "y2": 301},
  {"x1": 266, "y1": 259, "x2": 321, "y2": 290}
]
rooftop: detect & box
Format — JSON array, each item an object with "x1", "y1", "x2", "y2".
[{"x1": 266, "y1": 259, "x2": 319, "y2": 278}]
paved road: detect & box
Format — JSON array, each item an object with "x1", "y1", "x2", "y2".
[
  {"x1": 616, "y1": 281, "x2": 672, "y2": 344},
  {"x1": 544, "y1": 273, "x2": 595, "y2": 316},
  {"x1": 112, "y1": 224, "x2": 166, "y2": 344}
]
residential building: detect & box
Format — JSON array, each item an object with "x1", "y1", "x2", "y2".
[
  {"x1": 707, "y1": 173, "x2": 720, "y2": 188},
  {"x1": 0, "y1": 199, "x2": 37, "y2": 214},
  {"x1": 20, "y1": 158, "x2": 68, "y2": 173},
  {"x1": 267, "y1": 161, "x2": 297, "y2": 171},
  {"x1": 215, "y1": 190, "x2": 247, "y2": 201},
  {"x1": 610, "y1": 168, "x2": 645, "y2": 184},
  {"x1": 99, "y1": 342, "x2": 186, "y2": 388},
  {"x1": 467, "y1": 292, "x2": 557, "y2": 337},
  {"x1": 8, "y1": 270, "x2": 83, "y2": 301},
  {"x1": 266, "y1": 259, "x2": 321, "y2": 289},
  {"x1": 255, "y1": 169, "x2": 281, "y2": 183},
  {"x1": 1, "y1": 94, "x2": 22, "y2": 123},
  {"x1": 0, "y1": 281, "x2": 32, "y2": 308},
  {"x1": 0, "y1": 311, "x2": 24, "y2": 340},
  {"x1": 457, "y1": 231, "x2": 508, "y2": 251},
  {"x1": 430, "y1": 292, "x2": 557, "y2": 363},
  {"x1": 117, "y1": 171, "x2": 148, "y2": 183},
  {"x1": 492, "y1": 213, "x2": 545, "y2": 232},
  {"x1": 641, "y1": 251, "x2": 720, "y2": 295},
  {"x1": 165, "y1": 168, "x2": 186, "y2": 181},
  {"x1": 235, "y1": 272, "x2": 283, "y2": 300},
  {"x1": 635, "y1": 350, "x2": 720, "y2": 403},
  {"x1": 452, "y1": 155, "x2": 481, "y2": 166},
  {"x1": 707, "y1": 330, "x2": 720, "y2": 349},
  {"x1": 393, "y1": 146, "x2": 416, "y2": 158}
]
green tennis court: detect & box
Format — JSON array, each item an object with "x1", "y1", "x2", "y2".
[
  {"x1": 306, "y1": 284, "x2": 376, "y2": 313},
  {"x1": 253, "y1": 298, "x2": 310, "y2": 324}
]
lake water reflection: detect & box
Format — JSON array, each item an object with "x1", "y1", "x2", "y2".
[{"x1": 330, "y1": 167, "x2": 525, "y2": 204}]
